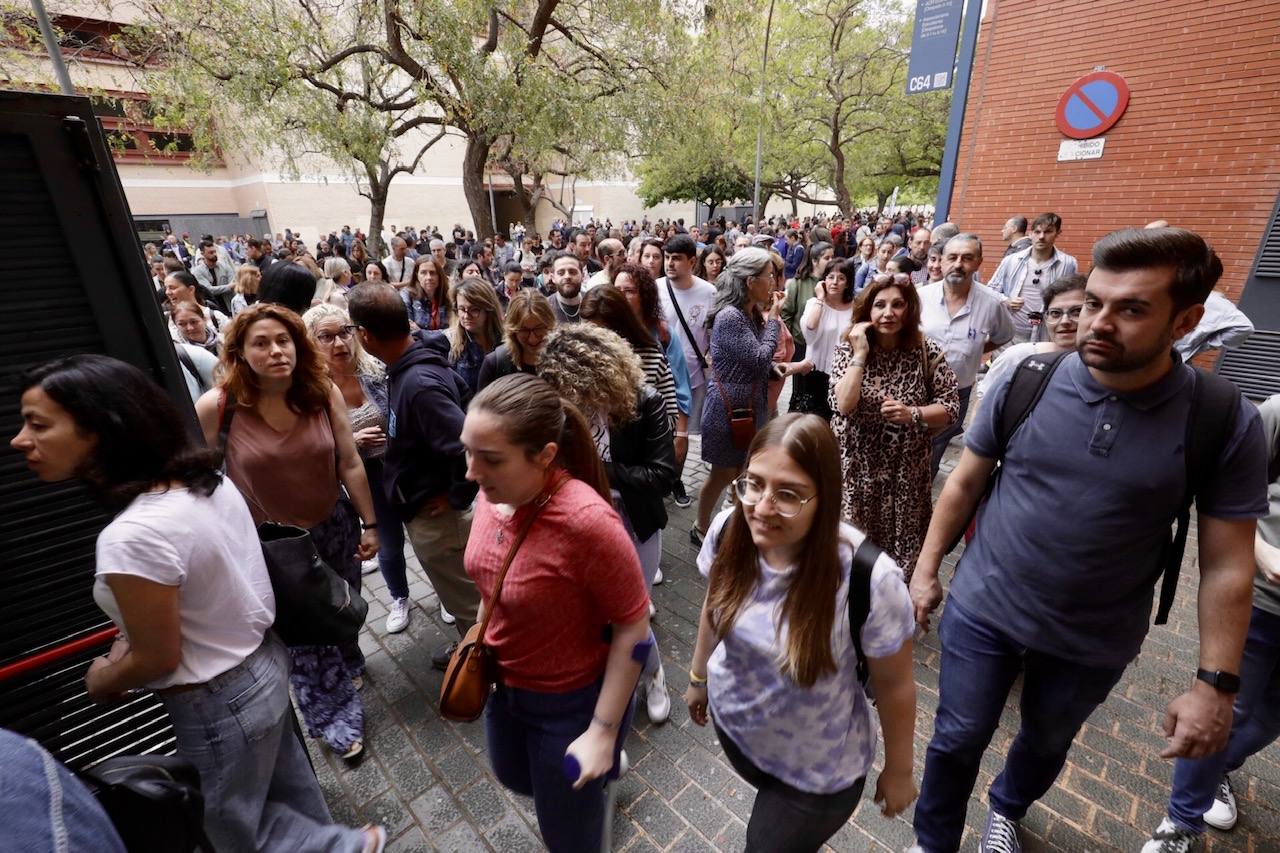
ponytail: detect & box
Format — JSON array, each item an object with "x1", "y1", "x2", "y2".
[{"x1": 557, "y1": 399, "x2": 612, "y2": 503}]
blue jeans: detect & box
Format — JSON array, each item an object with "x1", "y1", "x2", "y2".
[
  {"x1": 364, "y1": 456, "x2": 408, "y2": 600},
  {"x1": 0, "y1": 729, "x2": 125, "y2": 853},
  {"x1": 1168, "y1": 605, "x2": 1280, "y2": 832},
  {"x1": 930, "y1": 384, "x2": 972, "y2": 478},
  {"x1": 486, "y1": 680, "x2": 629, "y2": 852},
  {"x1": 913, "y1": 602, "x2": 1126, "y2": 852},
  {"x1": 160, "y1": 634, "x2": 365, "y2": 852}
]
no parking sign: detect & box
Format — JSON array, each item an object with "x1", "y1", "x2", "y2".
[{"x1": 1055, "y1": 71, "x2": 1130, "y2": 139}]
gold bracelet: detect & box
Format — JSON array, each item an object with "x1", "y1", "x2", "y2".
[{"x1": 689, "y1": 670, "x2": 708, "y2": 685}]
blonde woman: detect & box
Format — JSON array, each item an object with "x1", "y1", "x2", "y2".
[
  {"x1": 477, "y1": 289, "x2": 555, "y2": 392},
  {"x1": 230, "y1": 264, "x2": 260, "y2": 315},
  {"x1": 447, "y1": 276, "x2": 504, "y2": 394},
  {"x1": 538, "y1": 323, "x2": 679, "y2": 725},
  {"x1": 302, "y1": 303, "x2": 414, "y2": 635},
  {"x1": 323, "y1": 257, "x2": 355, "y2": 305}
]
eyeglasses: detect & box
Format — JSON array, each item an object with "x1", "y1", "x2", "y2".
[
  {"x1": 314, "y1": 325, "x2": 356, "y2": 345},
  {"x1": 1045, "y1": 306, "x2": 1083, "y2": 322},
  {"x1": 732, "y1": 476, "x2": 815, "y2": 518},
  {"x1": 515, "y1": 324, "x2": 549, "y2": 339},
  {"x1": 456, "y1": 306, "x2": 487, "y2": 317}
]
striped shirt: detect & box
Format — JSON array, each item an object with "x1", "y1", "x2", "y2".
[{"x1": 636, "y1": 344, "x2": 679, "y2": 428}]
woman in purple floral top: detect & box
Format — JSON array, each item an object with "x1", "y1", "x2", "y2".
[{"x1": 685, "y1": 414, "x2": 918, "y2": 852}]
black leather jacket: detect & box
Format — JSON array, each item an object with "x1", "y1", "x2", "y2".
[{"x1": 606, "y1": 385, "x2": 678, "y2": 542}]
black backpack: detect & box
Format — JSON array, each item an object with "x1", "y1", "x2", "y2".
[
  {"x1": 847, "y1": 537, "x2": 883, "y2": 691},
  {"x1": 947, "y1": 350, "x2": 1241, "y2": 625}
]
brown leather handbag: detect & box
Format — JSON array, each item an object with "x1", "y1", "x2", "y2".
[
  {"x1": 710, "y1": 360, "x2": 760, "y2": 451},
  {"x1": 439, "y1": 474, "x2": 569, "y2": 722}
]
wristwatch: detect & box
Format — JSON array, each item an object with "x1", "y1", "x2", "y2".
[{"x1": 1195, "y1": 669, "x2": 1241, "y2": 693}]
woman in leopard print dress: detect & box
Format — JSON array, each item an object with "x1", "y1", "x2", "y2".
[{"x1": 828, "y1": 273, "x2": 960, "y2": 580}]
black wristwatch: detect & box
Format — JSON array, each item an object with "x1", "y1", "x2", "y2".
[{"x1": 1195, "y1": 669, "x2": 1241, "y2": 694}]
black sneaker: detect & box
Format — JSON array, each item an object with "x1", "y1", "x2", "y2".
[
  {"x1": 431, "y1": 641, "x2": 459, "y2": 672},
  {"x1": 672, "y1": 481, "x2": 693, "y2": 508},
  {"x1": 690, "y1": 525, "x2": 704, "y2": 547}
]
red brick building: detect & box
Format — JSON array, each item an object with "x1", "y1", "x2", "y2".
[{"x1": 949, "y1": 0, "x2": 1280, "y2": 382}]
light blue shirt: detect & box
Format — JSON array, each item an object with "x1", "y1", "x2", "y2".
[
  {"x1": 919, "y1": 281, "x2": 1014, "y2": 389},
  {"x1": 986, "y1": 246, "x2": 1079, "y2": 337}
]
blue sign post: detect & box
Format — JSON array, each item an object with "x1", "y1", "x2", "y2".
[{"x1": 906, "y1": 0, "x2": 964, "y2": 95}]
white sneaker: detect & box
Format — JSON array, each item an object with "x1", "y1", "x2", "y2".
[
  {"x1": 386, "y1": 598, "x2": 410, "y2": 633},
  {"x1": 653, "y1": 567, "x2": 664, "y2": 585},
  {"x1": 645, "y1": 663, "x2": 671, "y2": 724},
  {"x1": 648, "y1": 600, "x2": 656, "y2": 618},
  {"x1": 1140, "y1": 818, "x2": 1196, "y2": 853},
  {"x1": 440, "y1": 603, "x2": 456, "y2": 625},
  {"x1": 1204, "y1": 775, "x2": 1237, "y2": 830},
  {"x1": 361, "y1": 558, "x2": 379, "y2": 575}
]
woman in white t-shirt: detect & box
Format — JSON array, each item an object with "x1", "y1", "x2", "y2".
[
  {"x1": 11, "y1": 355, "x2": 383, "y2": 853},
  {"x1": 783, "y1": 260, "x2": 856, "y2": 420},
  {"x1": 684, "y1": 413, "x2": 917, "y2": 852}
]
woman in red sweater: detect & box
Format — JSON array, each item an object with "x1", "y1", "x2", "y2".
[{"x1": 461, "y1": 373, "x2": 651, "y2": 852}]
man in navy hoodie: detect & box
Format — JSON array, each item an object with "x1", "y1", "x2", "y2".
[{"x1": 348, "y1": 282, "x2": 480, "y2": 668}]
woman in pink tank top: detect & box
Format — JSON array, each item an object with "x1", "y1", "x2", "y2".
[{"x1": 196, "y1": 302, "x2": 380, "y2": 763}]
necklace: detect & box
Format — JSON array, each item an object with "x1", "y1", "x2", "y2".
[{"x1": 559, "y1": 296, "x2": 580, "y2": 319}]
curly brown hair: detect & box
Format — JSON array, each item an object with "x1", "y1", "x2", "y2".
[
  {"x1": 217, "y1": 302, "x2": 331, "y2": 413},
  {"x1": 537, "y1": 323, "x2": 643, "y2": 425}
]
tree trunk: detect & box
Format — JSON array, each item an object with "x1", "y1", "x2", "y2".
[
  {"x1": 705, "y1": 200, "x2": 718, "y2": 222},
  {"x1": 830, "y1": 123, "x2": 852, "y2": 217},
  {"x1": 462, "y1": 134, "x2": 495, "y2": 239},
  {"x1": 789, "y1": 190, "x2": 798, "y2": 218},
  {"x1": 876, "y1": 189, "x2": 889, "y2": 215},
  {"x1": 365, "y1": 163, "x2": 391, "y2": 257}
]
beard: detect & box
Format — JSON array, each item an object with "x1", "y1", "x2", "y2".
[
  {"x1": 944, "y1": 270, "x2": 966, "y2": 286},
  {"x1": 1078, "y1": 329, "x2": 1171, "y2": 373}
]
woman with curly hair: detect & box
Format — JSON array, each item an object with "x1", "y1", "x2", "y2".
[
  {"x1": 193, "y1": 302, "x2": 379, "y2": 762},
  {"x1": 448, "y1": 276, "x2": 504, "y2": 394},
  {"x1": 580, "y1": 285, "x2": 679, "y2": 429},
  {"x1": 477, "y1": 289, "x2": 555, "y2": 392},
  {"x1": 538, "y1": 323, "x2": 678, "y2": 725}
]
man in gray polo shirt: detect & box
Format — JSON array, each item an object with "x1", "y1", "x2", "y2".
[
  {"x1": 908, "y1": 228, "x2": 1268, "y2": 853},
  {"x1": 920, "y1": 234, "x2": 1015, "y2": 477}
]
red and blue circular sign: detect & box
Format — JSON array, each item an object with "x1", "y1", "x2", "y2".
[{"x1": 1055, "y1": 71, "x2": 1130, "y2": 139}]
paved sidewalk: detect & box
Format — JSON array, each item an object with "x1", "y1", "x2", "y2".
[{"x1": 309, "y1": 437, "x2": 1280, "y2": 852}]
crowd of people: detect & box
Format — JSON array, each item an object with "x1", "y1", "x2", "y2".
[{"x1": 8, "y1": 205, "x2": 1279, "y2": 853}]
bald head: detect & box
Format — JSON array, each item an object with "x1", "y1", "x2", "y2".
[{"x1": 932, "y1": 222, "x2": 960, "y2": 243}]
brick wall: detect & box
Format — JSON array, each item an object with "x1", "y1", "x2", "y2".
[{"x1": 951, "y1": 0, "x2": 1280, "y2": 301}]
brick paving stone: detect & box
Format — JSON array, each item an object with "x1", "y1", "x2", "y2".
[{"x1": 304, "y1": 416, "x2": 1280, "y2": 851}]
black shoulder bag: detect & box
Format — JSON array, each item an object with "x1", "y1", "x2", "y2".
[
  {"x1": 666, "y1": 279, "x2": 709, "y2": 371},
  {"x1": 217, "y1": 391, "x2": 369, "y2": 646}
]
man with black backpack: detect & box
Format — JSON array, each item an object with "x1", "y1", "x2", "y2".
[
  {"x1": 1141, "y1": 393, "x2": 1280, "y2": 853},
  {"x1": 906, "y1": 228, "x2": 1269, "y2": 853}
]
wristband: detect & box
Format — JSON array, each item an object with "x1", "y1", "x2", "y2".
[
  {"x1": 361, "y1": 521, "x2": 377, "y2": 530},
  {"x1": 591, "y1": 713, "x2": 619, "y2": 730},
  {"x1": 849, "y1": 360, "x2": 865, "y2": 369},
  {"x1": 688, "y1": 670, "x2": 708, "y2": 685}
]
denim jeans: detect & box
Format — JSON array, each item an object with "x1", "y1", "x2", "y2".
[
  {"x1": 0, "y1": 729, "x2": 125, "y2": 853},
  {"x1": 486, "y1": 680, "x2": 629, "y2": 852},
  {"x1": 715, "y1": 720, "x2": 865, "y2": 852},
  {"x1": 930, "y1": 384, "x2": 972, "y2": 478},
  {"x1": 1168, "y1": 605, "x2": 1280, "y2": 832},
  {"x1": 913, "y1": 602, "x2": 1126, "y2": 852},
  {"x1": 159, "y1": 634, "x2": 365, "y2": 852},
  {"x1": 363, "y1": 456, "x2": 408, "y2": 599}
]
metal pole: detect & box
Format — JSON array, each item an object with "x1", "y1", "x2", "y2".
[
  {"x1": 932, "y1": 0, "x2": 984, "y2": 224},
  {"x1": 30, "y1": 0, "x2": 75, "y2": 95},
  {"x1": 751, "y1": 0, "x2": 777, "y2": 223}
]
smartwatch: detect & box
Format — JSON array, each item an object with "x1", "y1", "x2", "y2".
[{"x1": 1195, "y1": 669, "x2": 1241, "y2": 694}]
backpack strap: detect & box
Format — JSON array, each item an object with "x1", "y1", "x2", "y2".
[
  {"x1": 943, "y1": 350, "x2": 1069, "y2": 555},
  {"x1": 173, "y1": 345, "x2": 208, "y2": 395},
  {"x1": 1154, "y1": 368, "x2": 1240, "y2": 625},
  {"x1": 216, "y1": 388, "x2": 237, "y2": 458},
  {"x1": 848, "y1": 536, "x2": 882, "y2": 687}
]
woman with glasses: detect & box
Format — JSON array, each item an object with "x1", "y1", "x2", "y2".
[
  {"x1": 976, "y1": 273, "x2": 1087, "y2": 405},
  {"x1": 303, "y1": 304, "x2": 416, "y2": 635},
  {"x1": 447, "y1": 276, "x2": 504, "y2": 394},
  {"x1": 684, "y1": 414, "x2": 918, "y2": 851},
  {"x1": 194, "y1": 303, "x2": 379, "y2": 762},
  {"x1": 695, "y1": 245, "x2": 727, "y2": 283},
  {"x1": 827, "y1": 274, "x2": 960, "y2": 581},
  {"x1": 477, "y1": 289, "x2": 555, "y2": 392},
  {"x1": 692, "y1": 248, "x2": 784, "y2": 544}
]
